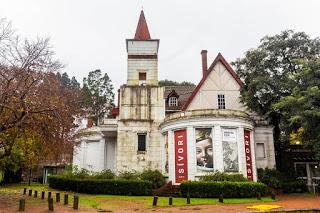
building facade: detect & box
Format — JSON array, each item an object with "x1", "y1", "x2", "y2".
[{"x1": 73, "y1": 10, "x2": 276, "y2": 184}]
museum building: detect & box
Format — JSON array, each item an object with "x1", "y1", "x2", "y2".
[{"x1": 73, "y1": 10, "x2": 276, "y2": 184}]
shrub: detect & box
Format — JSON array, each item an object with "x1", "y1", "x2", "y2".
[
  {"x1": 257, "y1": 168, "x2": 284, "y2": 189},
  {"x1": 92, "y1": 169, "x2": 115, "y2": 179},
  {"x1": 180, "y1": 181, "x2": 267, "y2": 198},
  {"x1": 118, "y1": 170, "x2": 140, "y2": 180},
  {"x1": 48, "y1": 175, "x2": 152, "y2": 196},
  {"x1": 140, "y1": 169, "x2": 165, "y2": 189},
  {"x1": 199, "y1": 171, "x2": 247, "y2": 182},
  {"x1": 282, "y1": 180, "x2": 307, "y2": 193}
]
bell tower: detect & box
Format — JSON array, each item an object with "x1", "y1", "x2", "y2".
[
  {"x1": 116, "y1": 10, "x2": 164, "y2": 173},
  {"x1": 126, "y1": 10, "x2": 159, "y2": 86}
]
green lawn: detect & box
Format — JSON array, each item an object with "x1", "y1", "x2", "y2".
[{"x1": 0, "y1": 183, "x2": 275, "y2": 211}]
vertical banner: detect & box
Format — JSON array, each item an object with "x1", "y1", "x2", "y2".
[
  {"x1": 195, "y1": 128, "x2": 214, "y2": 172},
  {"x1": 244, "y1": 130, "x2": 253, "y2": 181},
  {"x1": 174, "y1": 129, "x2": 188, "y2": 183}
]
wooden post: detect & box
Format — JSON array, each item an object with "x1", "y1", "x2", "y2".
[
  {"x1": 271, "y1": 191, "x2": 276, "y2": 200},
  {"x1": 19, "y1": 199, "x2": 25, "y2": 211},
  {"x1": 257, "y1": 192, "x2": 261, "y2": 200},
  {"x1": 23, "y1": 188, "x2": 27, "y2": 195},
  {"x1": 73, "y1": 195, "x2": 79, "y2": 210},
  {"x1": 169, "y1": 196, "x2": 173, "y2": 205},
  {"x1": 34, "y1": 190, "x2": 38, "y2": 198},
  {"x1": 56, "y1": 193, "x2": 60, "y2": 202},
  {"x1": 41, "y1": 191, "x2": 45, "y2": 199},
  {"x1": 48, "y1": 198, "x2": 54, "y2": 211},
  {"x1": 28, "y1": 189, "x2": 32, "y2": 196},
  {"x1": 48, "y1": 192, "x2": 52, "y2": 200},
  {"x1": 219, "y1": 194, "x2": 224, "y2": 203},
  {"x1": 152, "y1": 196, "x2": 158, "y2": 207},
  {"x1": 64, "y1": 194, "x2": 68, "y2": 205},
  {"x1": 187, "y1": 193, "x2": 190, "y2": 204}
]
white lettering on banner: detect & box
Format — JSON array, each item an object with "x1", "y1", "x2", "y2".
[{"x1": 174, "y1": 130, "x2": 188, "y2": 183}]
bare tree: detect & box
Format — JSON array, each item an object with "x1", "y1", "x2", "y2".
[{"x1": 0, "y1": 18, "x2": 81, "y2": 165}]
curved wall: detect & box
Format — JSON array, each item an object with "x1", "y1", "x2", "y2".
[{"x1": 160, "y1": 109, "x2": 257, "y2": 184}]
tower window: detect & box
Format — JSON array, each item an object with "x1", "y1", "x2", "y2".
[
  {"x1": 218, "y1": 94, "x2": 225, "y2": 109},
  {"x1": 139, "y1": 72, "x2": 146, "y2": 85},
  {"x1": 168, "y1": 97, "x2": 178, "y2": 106},
  {"x1": 138, "y1": 133, "x2": 146, "y2": 151}
]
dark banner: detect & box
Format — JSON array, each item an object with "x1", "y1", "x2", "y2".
[
  {"x1": 174, "y1": 129, "x2": 188, "y2": 183},
  {"x1": 244, "y1": 130, "x2": 253, "y2": 181}
]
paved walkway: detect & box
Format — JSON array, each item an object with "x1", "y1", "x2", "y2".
[{"x1": 0, "y1": 193, "x2": 319, "y2": 212}]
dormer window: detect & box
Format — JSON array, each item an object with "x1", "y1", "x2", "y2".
[
  {"x1": 218, "y1": 94, "x2": 225, "y2": 109},
  {"x1": 169, "y1": 97, "x2": 178, "y2": 106},
  {"x1": 139, "y1": 72, "x2": 146, "y2": 85}
]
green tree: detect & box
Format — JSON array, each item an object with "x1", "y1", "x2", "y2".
[
  {"x1": 273, "y1": 59, "x2": 320, "y2": 159},
  {"x1": 56, "y1": 72, "x2": 80, "y2": 88},
  {"x1": 159, "y1": 79, "x2": 195, "y2": 86},
  {"x1": 82, "y1": 69, "x2": 114, "y2": 125},
  {"x1": 232, "y1": 30, "x2": 320, "y2": 168}
]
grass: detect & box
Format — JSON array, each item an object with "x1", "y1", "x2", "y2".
[{"x1": 0, "y1": 183, "x2": 275, "y2": 211}]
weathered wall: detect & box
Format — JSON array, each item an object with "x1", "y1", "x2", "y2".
[
  {"x1": 254, "y1": 126, "x2": 276, "y2": 169},
  {"x1": 187, "y1": 61, "x2": 244, "y2": 111},
  {"x1": 126, "y1": 40, "x2": 159, "y2": 86},
  {"x1": 116, "y1": 86, "x2": 165, "y2": 172}
]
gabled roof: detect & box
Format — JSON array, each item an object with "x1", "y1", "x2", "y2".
[
  {"x1": 164, "y1": 86, "x2": 196, "y2": 111},
  {"x1": 134, "y1": 10, "x2": 151, "y2": 40},
  {"x1": 167, "y1": 89, "x2": 179, "y2": 99},
  {"x1": 182, "y1": 53, "x2": 244, "y2": 111}
]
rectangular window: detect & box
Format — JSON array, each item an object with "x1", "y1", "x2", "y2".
[
  {"x1": 218, "y1": 94, "x2": 225, "y2": 109},
  {"x1": 139, "y1": 72, "x2": 146, "y2": 85},
  {"x1": 256, "y1": 143, "x2": 266, "y2": 158},
  {"x1": 138, "y1": 134, "x2": 146, "y2": 151}
]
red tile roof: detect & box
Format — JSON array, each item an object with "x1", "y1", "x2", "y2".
[
  {"x1": 134, "y1": 10, "x2": 151, "y2": 40},
  {"x1": 182, "y1": 53, "x2": 244, "y2": 111}
]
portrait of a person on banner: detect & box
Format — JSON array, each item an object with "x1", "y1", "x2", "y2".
[{"x1": 195, "y1": 128, "x2": 214, "y2": 171}]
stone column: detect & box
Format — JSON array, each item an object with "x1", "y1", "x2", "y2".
[
  {"x1": 187, "y1": 126, "x2": 195, "y2": 181},
  {"x1": 213, "y1": 125, "x2": 223, "y2": 171},
  {"x1": 167, "y1": 130, "x2": 175, "y2": 183},
  {"x1": 238, "y1": 127, "x2": 246, "y2": 177}
]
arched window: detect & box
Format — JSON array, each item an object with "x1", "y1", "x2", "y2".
[{"x1": 168, "y1": 97, "x2": 178, "y2": 106}]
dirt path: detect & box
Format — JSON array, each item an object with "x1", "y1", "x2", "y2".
[
  {"x1": 0, "y1": 193, "x2": 320, "y2": 212},
  {"x1": 149, "y1": 194, "x2": 320, "y2": 213}
]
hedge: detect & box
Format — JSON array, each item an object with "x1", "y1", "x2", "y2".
[
  {"x1": 282, "y1": 181, "x2": 307, "y2": 193},
  {"x1": 180, "y1": 181, "x2": 267, "y2": 198},
  {"x1": 48, "y1": 175, "x2": 152, "y2": 196}
]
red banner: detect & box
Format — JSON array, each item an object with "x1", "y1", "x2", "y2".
[
  {"x1": 244, "y1": 130, "x2": 253, "y2": 181},
  {"x1": 174, "y1": 129, "x2": 188, "y2": 183}
]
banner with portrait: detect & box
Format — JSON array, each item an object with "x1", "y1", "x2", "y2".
[
  {"x1": 195, "y1": 128, "x2": 214, "y2": 172},
  {"x1": 222, "y1": 128, "x2": 239, "y2": 172}
]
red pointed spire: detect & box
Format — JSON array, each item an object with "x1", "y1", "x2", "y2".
[{"x1": 134, "y1": 10, "x2": 151, "y2": 40}]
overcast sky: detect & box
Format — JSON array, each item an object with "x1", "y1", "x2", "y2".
[{"x1": 1, "y1": 0, "x2": 320, "y2": 90}]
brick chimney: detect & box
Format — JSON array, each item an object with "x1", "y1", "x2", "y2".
[{"x1": 201, "y1": 50, "x2": 208, "y2": 77}]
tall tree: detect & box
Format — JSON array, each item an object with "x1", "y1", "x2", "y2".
[
  {"x1": 82, "y1": 69, "x2": 114, "y2": 125},
  {"x1": 0, "y1": 18, "x2": 83, "y2": 171},
  {"x1": 273, "y1": 59, "x2": 320, "y2": 158},
  {"x1": 232, "y1": 30, "x2": 320, "y2": 168}
]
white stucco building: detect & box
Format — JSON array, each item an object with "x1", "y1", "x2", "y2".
[{"x1": 73, "y1": 10, "x2": 276, "y2": 184}]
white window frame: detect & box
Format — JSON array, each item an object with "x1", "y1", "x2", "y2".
[
  {"x1": 168, "y1": 97, "x2": 178, "y2": 106},
  {"x1": 218, "y1": 94, "x2": 225, "y2": 109}
]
